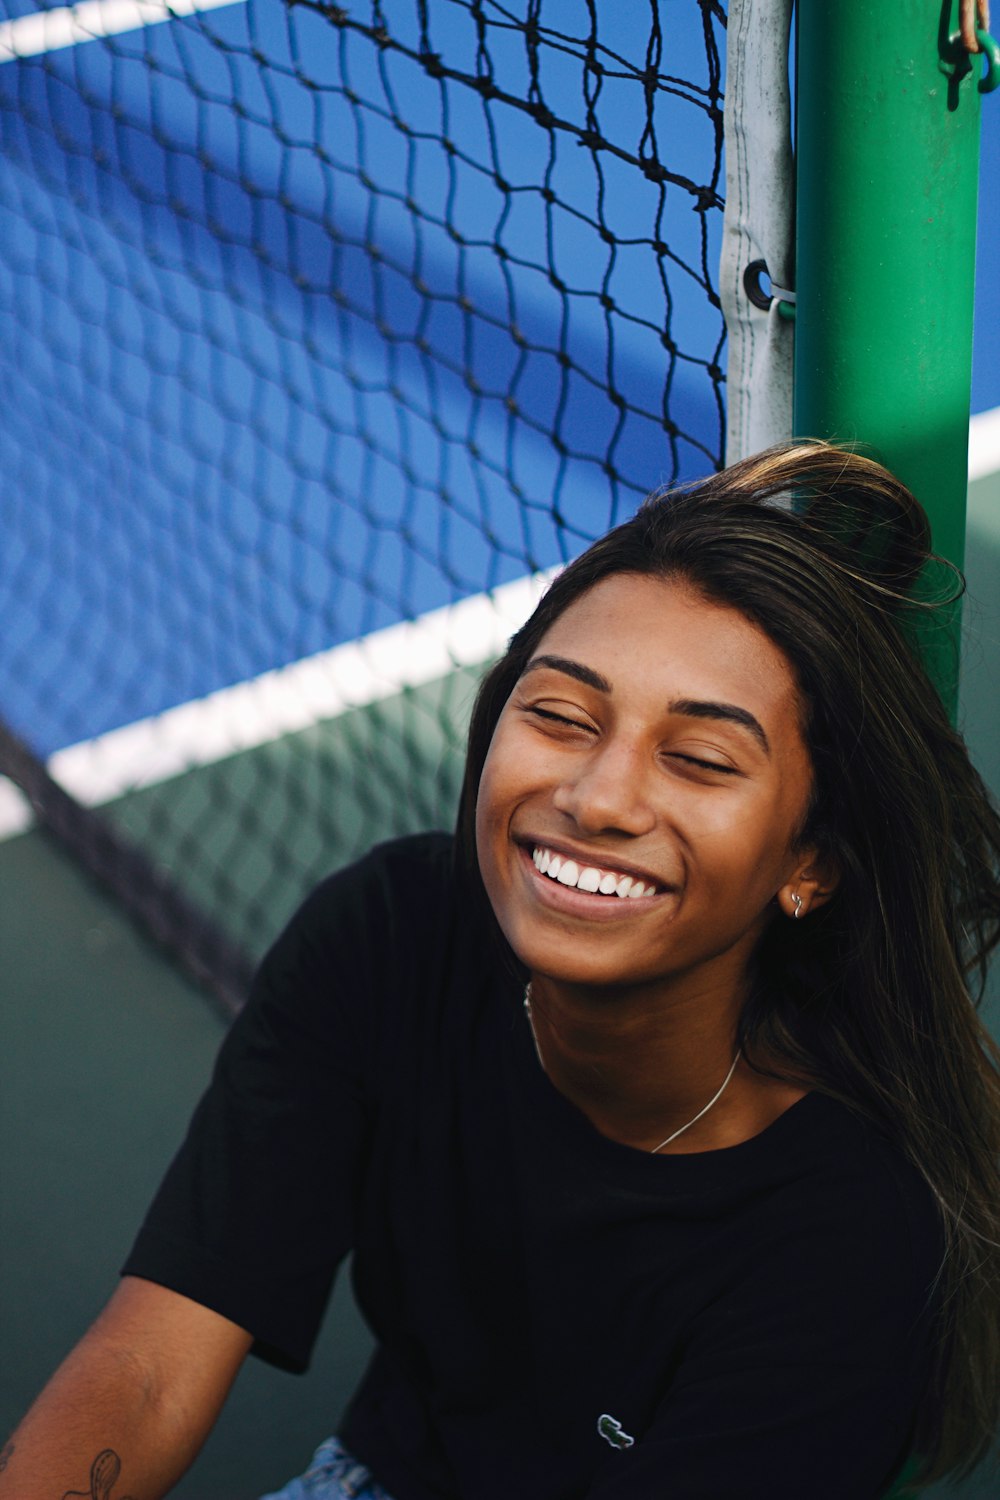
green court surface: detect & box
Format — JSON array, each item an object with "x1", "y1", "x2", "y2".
[
  {"x1": 3, "y1": 465, "x2": 1000, "y2": 1495},
  {"x1": 0, "y1": 825, "x2": 375, "y2": 1498}
]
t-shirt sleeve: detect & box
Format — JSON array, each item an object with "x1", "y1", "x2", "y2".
[
  {"x1": 582, "y1": 1142, "x2": 941, "y2": 1499},
  {"x1": 122, "y1": 856, "x2": 386, "y2": 1372}
]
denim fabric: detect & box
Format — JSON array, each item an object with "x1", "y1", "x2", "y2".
[{"x1": 259, "y1": 1435, "x2": 395, "y2": 1500}]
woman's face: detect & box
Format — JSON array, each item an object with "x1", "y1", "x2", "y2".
[{"x1": 475, "y1": 572, "x2": 819, "y2": 996}]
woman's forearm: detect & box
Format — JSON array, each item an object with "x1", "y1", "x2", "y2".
[{"x1": 1, "y1": 1277, "x2": 252, "y2": 1500}]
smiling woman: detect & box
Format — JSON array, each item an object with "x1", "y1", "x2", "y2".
[
  {"x1": 476, "y1": 578, "x2": 819, "y2": 991},
  {"x1": 6, "y1": 443, "x2": 1000, "y2": 1500},
  {"x1": 455, "y1": 440, "x2": 1000, "y2": 1487},
  {"x1": 473, "y1": 572, "x2": 826, "y2": 1155}
]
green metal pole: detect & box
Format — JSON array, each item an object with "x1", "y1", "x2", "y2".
[{"x1": 793, "y1": 0, "x2": 986, "y2": 714}]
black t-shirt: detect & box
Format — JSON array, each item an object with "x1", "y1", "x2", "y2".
[{"x1": 124, "y1": 833, "x2": 943, "y2": 1500}]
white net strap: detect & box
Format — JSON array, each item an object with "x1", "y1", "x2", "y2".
[{"x1": 721, "y1": 0, "x2": 795, "y2": 463}]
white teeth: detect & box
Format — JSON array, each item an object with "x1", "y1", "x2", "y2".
[{"x1": 531, "y1": 847, "x2": 656, "y2": 899}]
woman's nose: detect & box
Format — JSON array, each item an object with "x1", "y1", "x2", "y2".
[{"x1": 551, "y1": 741, "x2": 657, "y2": 837}]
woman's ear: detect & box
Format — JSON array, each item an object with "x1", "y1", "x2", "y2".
[{"x1": 778, "y1": 851, "x2": 840, "y2": 922}]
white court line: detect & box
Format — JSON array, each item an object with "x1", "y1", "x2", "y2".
[
  {"x1": 970, "y1": 405, "x2": 1000, "y2": 484},
  {"x1": 0, "y1": 0, "x2": 245, "y2": 63},
  {"x1": 0, "y1": 570, "x2": 557, "y2": 840}
]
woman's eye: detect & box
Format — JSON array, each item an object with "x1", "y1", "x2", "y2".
[
  {"x1": 530, "y1": 707, "x2": 592, "y2": 731},
  {"x1": 670, "y1": 752, "x2": 739, "y2": 776}
]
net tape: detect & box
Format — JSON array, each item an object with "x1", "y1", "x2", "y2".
[{"x1": 0, "y1": 0, "x2": 726, "y2": 1007}]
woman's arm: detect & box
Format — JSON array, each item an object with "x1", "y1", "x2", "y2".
[{"x1": 1, "y1": 1276, "x2": 253, "y2": 1500}]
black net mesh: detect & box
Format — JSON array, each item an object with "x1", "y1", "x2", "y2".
[{"x1": 0, "y1": 0, "x2": 726, "y2": 1011}]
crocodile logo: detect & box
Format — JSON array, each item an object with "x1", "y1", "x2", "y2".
[{"x1": 597, "y1": 1413, "x2": 635, "y2": 1450}]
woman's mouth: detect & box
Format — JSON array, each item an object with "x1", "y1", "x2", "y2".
[{"x1": 530, "y1": 844, "x2": 662, "y2": 900}]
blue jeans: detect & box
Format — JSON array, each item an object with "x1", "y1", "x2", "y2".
[{"x1": 259, "y1": 1436, "x2": 395, "y2": 1500}]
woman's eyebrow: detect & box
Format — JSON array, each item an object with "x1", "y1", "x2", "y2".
[
  {"x1": 522, "y1": 657, "x2": 770, "y2": 754},
  {"x1": 668, "y1": 698, "x2": 771, "y2": 755},
  {"x1": 522, "y1": 654, "x2": 611, "y2": 693}
]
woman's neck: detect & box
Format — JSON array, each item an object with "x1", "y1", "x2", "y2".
[{"x1": 524, "y1": 974, "x2": 805, "y2": 1154}]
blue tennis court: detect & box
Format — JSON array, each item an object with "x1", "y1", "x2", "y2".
[{"x1": 0, "y1": 0, "x2": 729, "y2": 757}]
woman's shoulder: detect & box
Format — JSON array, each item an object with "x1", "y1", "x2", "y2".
[
  {"x1": 747, "y1": 1090, "x2": 945, "y2": 1313},
  {"x1": 289, "y1": 830, "x2": 462, "y2": 941},
  {"x1": 243, "y1": 832, "x2": 467, "y2": 1025},
  {"x1": 317, "y1": 828, "x2": 457, "y2": 892},
  {"x1": 796, "y1": 1091, "x2": 937, "y2": 1204}
]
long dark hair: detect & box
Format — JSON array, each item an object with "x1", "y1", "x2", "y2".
[{"x1": 456, "y1": 441, "x2": 1000, "y2": 1485}]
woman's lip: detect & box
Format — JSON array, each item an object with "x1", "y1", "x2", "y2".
[
  {"x1": 516, "y1": 837, "x2": 669, "y2": 893},
  {"x1": 515, "y1": 842, "x2": 671, "y2": 915}
]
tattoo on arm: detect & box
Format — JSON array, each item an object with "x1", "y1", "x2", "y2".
[{"x1": 62, "y1": 1449, "x2": 135, "y2": 1500}]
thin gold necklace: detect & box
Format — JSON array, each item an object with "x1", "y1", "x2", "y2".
[{"x1": 522, "y1": 983, "x2": 742, "y2": 1154}]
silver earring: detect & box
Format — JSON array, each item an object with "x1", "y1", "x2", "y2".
[{"x1": 792, "y1": 892, "x2": 804, "y2": 920}]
